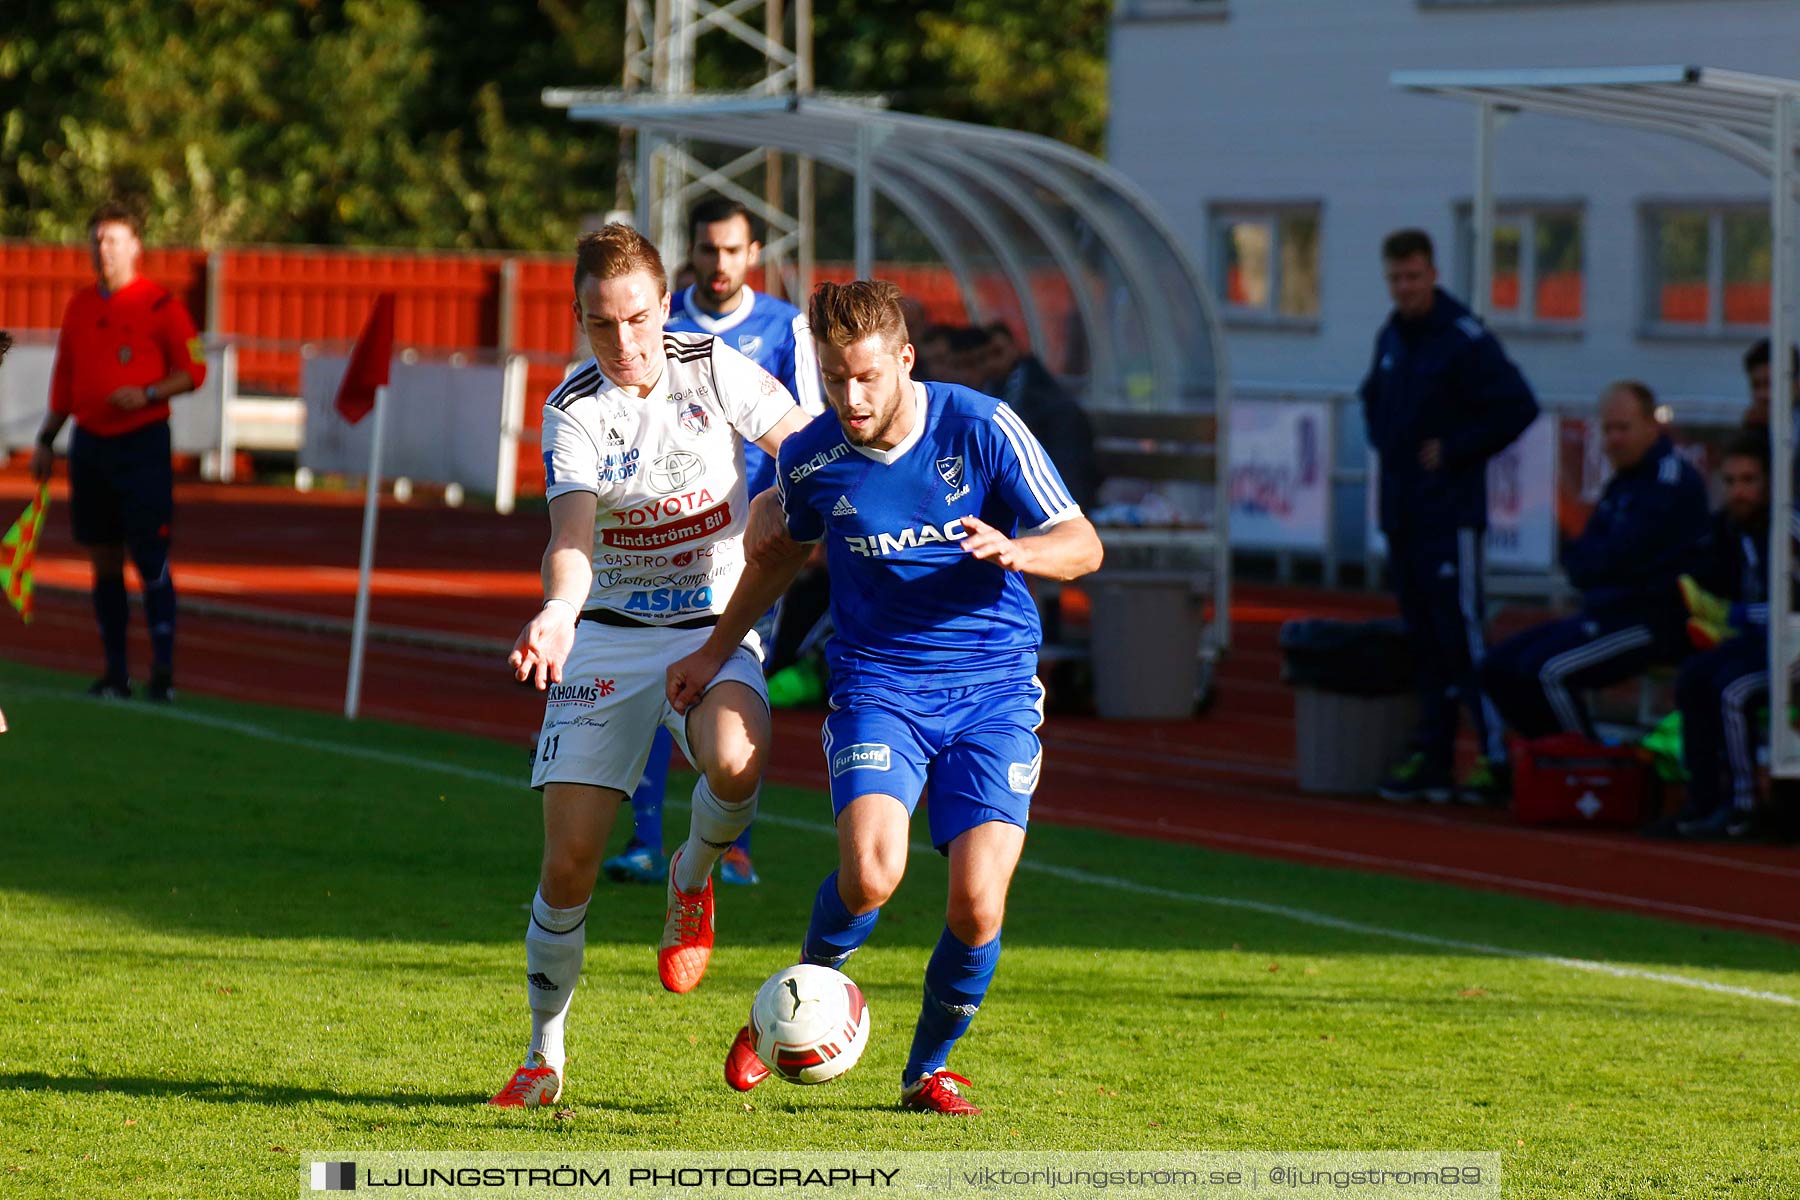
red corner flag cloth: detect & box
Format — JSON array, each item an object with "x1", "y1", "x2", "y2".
[
  {"x1": 334, "y1": 292, "x2": 396, "y2": 425},
  {"x1": 1, "y1": 485, "x2": 50, "y2": 623}
]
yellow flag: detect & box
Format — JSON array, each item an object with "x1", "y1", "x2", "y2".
[{"x1": 0, "y1": 485, "x2": 50, "y2": 623}]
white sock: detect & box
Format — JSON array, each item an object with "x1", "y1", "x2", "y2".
[
  {"x1": 673, "y1": 777, "x2": 758, "y2": 893},
  {"x1": 524, "y1": 889, "x2": 587, "y2": 1073}
]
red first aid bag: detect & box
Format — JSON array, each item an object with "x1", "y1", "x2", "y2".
[{"x1": 1512, "y1": 734, "x2": 1656, "y2": 827}]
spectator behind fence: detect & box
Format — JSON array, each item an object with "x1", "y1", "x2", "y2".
[
  {"x1": 941, "y1": 325, "x2": 993, "y2": 388},
  {"x1": 1360, "y1": 228, "x2": 1538, "y2": 805},
  {"x1": 1741, "y1": 337, "x2": 1799, "y2": 429},
  {"x1": 914, "y1": 324, "x2": 953, "y2": 384},
  {"x1": 1661, "y1": 431, "x2": 1774, "y2": 842},
  {"x1": 983, "y1": 322, "x2": 1100, "y2": 510},
  {"x1": 1482, "y1": 381, "x2": 1710, "y2": 746},
  {"x1": 29, "y1": 202, "x2": 207, "y2": 704}
]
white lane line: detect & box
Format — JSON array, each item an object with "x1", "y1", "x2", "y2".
[
  {"x1": 5, "y1": 684, "x2": 1795, "y2": 1006},
  {"x1": 1025, "y1": 804, "x2": 1800, "y2": 937}
]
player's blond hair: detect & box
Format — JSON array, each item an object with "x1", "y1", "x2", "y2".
[
  {"x1": 808, "y1": 280, "x2": 909, "y2": 353},
  {"x1": 573, "y1": 224, "x2": 668, "y2": 299}
]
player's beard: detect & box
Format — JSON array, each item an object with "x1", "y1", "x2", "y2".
[
  {"x1": 841, "y1": 378, "x2": 908, "y2": 446},
  {"x1": 704, "y1": 273, "x2": 742, "y2": 310}
]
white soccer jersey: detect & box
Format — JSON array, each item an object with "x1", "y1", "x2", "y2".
[{"x1": 540, "y1": 331, "x2": 797, "y2": 622}]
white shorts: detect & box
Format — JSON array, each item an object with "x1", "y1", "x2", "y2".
[{"x1": 530, "y1": 622, "x2": 767, "y2": 793}]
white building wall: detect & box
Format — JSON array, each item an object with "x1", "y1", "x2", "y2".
[{"x1": 1109, "y1": 0, "x2": 1800, "y2": 413}]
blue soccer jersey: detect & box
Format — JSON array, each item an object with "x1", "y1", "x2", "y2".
[
  {"x1": 776, "y1": 380, "x2": 1081, "y2": 687},
  {"x1": 667, "y1": 286, "x2": 824, "y2": 495}
]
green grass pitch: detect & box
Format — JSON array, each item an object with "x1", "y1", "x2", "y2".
[{"x1": 1, "y1": 658, "x2": 1796, "y2": 1198}]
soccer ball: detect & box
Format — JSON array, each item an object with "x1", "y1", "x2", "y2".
[{"x1": 748, "y1": 963, "x2": 871, "y2": 1085}]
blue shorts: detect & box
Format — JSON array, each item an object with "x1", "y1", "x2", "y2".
[
  {"x1": 69, "y1": 422, "x2": 173, "y2": 547},
  {"x1": 821, "y1": 675, "x2": 1045, "y2": 851}
]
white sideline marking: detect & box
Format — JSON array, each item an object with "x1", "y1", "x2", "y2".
[
  {"x1": 1026, "y1": 804, "x2": 1800, "y2": 937},
  {"x1": 8, "y1": 684, "x2": 1796, "y2": 1008}
]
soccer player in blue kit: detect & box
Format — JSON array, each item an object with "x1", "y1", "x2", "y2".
[{"x1": 667, "y1": 280, "x2": 1104, "y2": 1114}]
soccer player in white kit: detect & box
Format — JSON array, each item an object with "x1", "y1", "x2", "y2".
[{"x1": 490, "y1": 224, "x2": 813, "y2": 1108}]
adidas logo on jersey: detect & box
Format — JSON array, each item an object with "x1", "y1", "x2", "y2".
[{"x1": 831, "y1": 495, "x2": 858, "y2": 517}]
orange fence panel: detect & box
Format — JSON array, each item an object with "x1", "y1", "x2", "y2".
[
  {"x1": 220, "y1": 248, "x2": 503, "y2": 394},
  {"x1": 0, "y1": 243, "x2": 208, "y2": 335}
]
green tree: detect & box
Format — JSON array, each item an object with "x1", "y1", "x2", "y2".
[
  {"x1": 812, "y1": 0, "x2": 1109, "y2": 154},
  {"x1": 0, "y1": 0, "x2": 1110, "y2": 250}
]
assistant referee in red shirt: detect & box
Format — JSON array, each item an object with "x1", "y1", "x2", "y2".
[{"x1": 29, "y1": 204, "x2": 207, "y2": 702}]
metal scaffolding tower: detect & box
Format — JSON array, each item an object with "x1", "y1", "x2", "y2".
[{"x1": 618, "y1": 0, "x2": 813, "y2": 298}]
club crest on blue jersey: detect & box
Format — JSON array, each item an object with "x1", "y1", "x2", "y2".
[
  {"x1": 936, "y1": 455, "x2": 971, "y2": 503},
  {"x1": 678, "y1": 401, "x2": 710, "y2": 437},
  {"x1": 737, "y1": 334, "x2": 763, "y2": 358}
]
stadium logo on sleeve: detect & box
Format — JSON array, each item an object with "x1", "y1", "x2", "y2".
[
  {"x1": 831, "y1": 743, "x2": 892, "y2": 776},
  {"x1": 789, "y1": 442, "x2": 850, "y2": 482}
]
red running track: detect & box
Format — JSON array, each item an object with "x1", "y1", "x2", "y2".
[{"x1": 4, "y1": 472, "x2": 1798, "y2": 941}]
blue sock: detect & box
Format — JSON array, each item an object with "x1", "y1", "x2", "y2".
[
  {"x1": 93, "y1": 574, "x2": 129, "y2": 682},
  {"x1": 905, "y1": 927, "x2": 1002, "y2": 1084},
  {"x1": 132, "y1": 538, "x2": 176, "y2": 672},
  {"x1": 801, "y1": 871, "x2": 879, "y2": 968},
  {"x1": 732, "y1": 825, "x2": 752, "y2": 854},
  {"x1": 630, "y1": 726, "x2": 672, "y2": 852}
]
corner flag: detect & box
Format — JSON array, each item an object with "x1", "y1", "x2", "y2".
[
  {"x1": 1, "y1": 485, "x2": 50, "y2": 623},
  {"x1": 335, "y1": 293, "x2": 396, "y2": 424}
]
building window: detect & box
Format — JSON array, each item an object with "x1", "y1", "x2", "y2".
[
  {"x1": 1455, "y1": 204, "x2": 1585, "y2": 327},
  {"x1": 1644, "y1": 204, "x2": 1770, "y2": 332},
  {"x1": 1211, "y1": 205, "x2": 1321, "y2": 323}
]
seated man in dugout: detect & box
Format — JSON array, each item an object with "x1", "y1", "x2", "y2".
[{"x1": 1481, "y1": 381, "x2": 1711, "y2": 752}]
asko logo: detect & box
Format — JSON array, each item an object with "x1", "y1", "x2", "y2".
[
  {"x1": 843, "y1": 519, "x2": 966, "y2": 558},
  {"x1": 615, "y1": 489, "x2": 716, "y2": 527},
  {"x1": 600, "y1": 503, "x2": 733, "y2": 549},
  {"x1": 624, "y1": 586, "x2": 714, "y2": 613}
]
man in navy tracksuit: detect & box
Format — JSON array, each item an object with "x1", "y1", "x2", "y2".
[
  {"x1": 1663, "y1": 432, "x2": 1772, "y2": 840},
  {"x1": 1359, "y1": 229, "x2": 1537, "y2": 803},
  {"x1": 1482, "y1": 381, "x2": 1710, "y2": 752}
]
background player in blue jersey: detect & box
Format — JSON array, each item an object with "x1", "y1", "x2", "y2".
[
  {"x1": 667, "y1": 280, "x2": 1104, "y2": 1114},
  {"x1": 607, "y1": 197, "x2": 826, "y2": 889}
]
